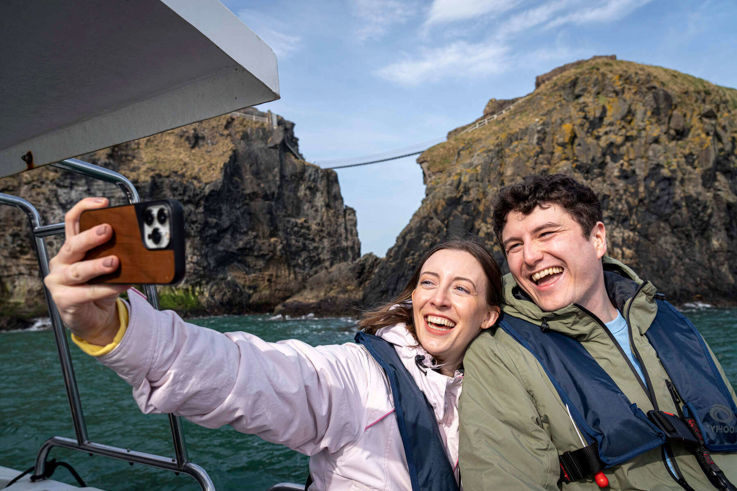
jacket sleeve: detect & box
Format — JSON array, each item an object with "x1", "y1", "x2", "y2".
[
  {"x1": 459, "y1": 332, "x2": 560, "y2": 490},
  {"x1": 97, "y1": 289, "x2": 374, "y2": 456}
]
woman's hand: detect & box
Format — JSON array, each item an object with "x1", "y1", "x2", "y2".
[{"x1": 44, "y1": 197, "x2": 130, "y2": 345}]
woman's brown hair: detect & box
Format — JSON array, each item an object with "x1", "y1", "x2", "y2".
[{"x1": 358, "y1": 240, "x2": 503, "y2": 339}]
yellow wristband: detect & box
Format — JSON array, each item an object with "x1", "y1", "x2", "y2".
[{"x1": 71, "y1": 298, "x2": 129, "y2": 357}]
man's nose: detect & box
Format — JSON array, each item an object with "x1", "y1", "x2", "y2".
[{"x1": 523, "y1": 241, "x2": 544, "y2": 265}]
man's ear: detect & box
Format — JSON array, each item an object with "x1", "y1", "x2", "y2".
[
  {"x1": 481, "y1": 306, "x2": 501, "y2": 330},
  {"x1": 591, "y1": 221, "x2": 607, "y2": 259}
]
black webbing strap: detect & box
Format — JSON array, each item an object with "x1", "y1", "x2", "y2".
[
  {"x1": 559, "y1": 443, "x2": 603, "y2": 483},
  {"x1": 648, "y1": 410, "x2": 736, "y2": 491},
  {"x1": 683, "y1": 417, "x2": 737, "y2": 491}
]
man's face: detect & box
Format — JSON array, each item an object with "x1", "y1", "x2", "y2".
[{"x1": 501, "y1": 203, "x2": 608, "y2": 314}]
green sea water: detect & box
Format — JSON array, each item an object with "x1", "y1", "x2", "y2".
[{"x1": 1, "y1": 309, "x2": 736, "y2": 490}]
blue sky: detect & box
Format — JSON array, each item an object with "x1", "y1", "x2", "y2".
[{"x1": 221, "y1": 0, "x2": 737, "y2": 257}]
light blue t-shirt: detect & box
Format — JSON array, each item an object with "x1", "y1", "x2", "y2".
[{"x1": 605, "y1": 311, "x2": 645, "y2": 382}]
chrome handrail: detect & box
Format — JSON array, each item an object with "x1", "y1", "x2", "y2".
[{"x1": 0, "y1": 158, "x2": 214, "y2": 490}]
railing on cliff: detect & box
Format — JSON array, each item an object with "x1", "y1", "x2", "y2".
[
  {"x1": 230, "y1": 109, "x2": 278, "y2": 128},
  {"x1": 458, "y1": 96, "x2": 525, "y2": 135}
]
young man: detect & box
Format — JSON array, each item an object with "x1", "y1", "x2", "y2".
[{"x1": 459, "y1": 174, "x2": 737, "y2": 490}]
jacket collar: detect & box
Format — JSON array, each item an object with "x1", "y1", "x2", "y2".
[
  {"x1": 375, "y1": 323, "x2": 463, "y2": 422},
  {"x1": 501, "y1": 256, "x2": 658, "y2": 339}
]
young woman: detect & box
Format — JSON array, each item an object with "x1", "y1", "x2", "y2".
[{"x1": 45, "y1": 197, "x2": 502, "y2": 490}]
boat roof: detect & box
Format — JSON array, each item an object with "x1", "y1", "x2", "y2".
[{"x1": 0, "y1": 0, "x2": 280, "y2": 178}]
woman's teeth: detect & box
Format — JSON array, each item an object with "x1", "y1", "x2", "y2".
[{"x1": 427, "y1": 315, "x2": 455, "y2": 328}]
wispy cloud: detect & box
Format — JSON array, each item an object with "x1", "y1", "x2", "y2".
[
  {"x1": 377, "y1": 0, "x2": 652, "y2": 86},
  {"x1": 236, "y1": 9, "x2": 301, "y2": 58},
  {"x1": 375, "y1": 41, "x2": 509, "y2": 86},
  {"x1": 351, "y1": 0, "x2": 417, "y2": 41},
  {"x1": 495, "y1": 0, "x2": 574, "y2": 39},
  {"x1": 546, "y1": 0, "x2": 654, "y2": 28},
  {"x1": 426, "y1": 0, "x2": 521, "y2": 26}
]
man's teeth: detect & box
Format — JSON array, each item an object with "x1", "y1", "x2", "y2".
[
  {"x1": 531, "y1": 267, "x2": 563, "y2": 283},
  {"x1": 427, "y1": 315, "x2": 456, "y2": 328}
]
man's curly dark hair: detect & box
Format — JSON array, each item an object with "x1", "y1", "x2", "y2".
[{"x1": 492, "y1": 174, "x2": 602, "y2": 248}]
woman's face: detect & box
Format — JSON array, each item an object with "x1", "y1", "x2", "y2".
[{"x1": 411, "y1": 249, "x2": 499, "y2": 375}]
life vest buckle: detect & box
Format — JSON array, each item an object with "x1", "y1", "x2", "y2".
[
  {"x1": 647, "y1": 410, "x2": 699, "y2": 448},
  {"x1": 558, "y1": 442, "x2": 603, "y2": 484}
]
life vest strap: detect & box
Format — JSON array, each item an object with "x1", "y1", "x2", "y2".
[
  {"x1": 647, "y1": 410, "x2": 737, "y2": 489},
  {"x1": 681, "y1": 416, "x2": 737, "y2": 491}
]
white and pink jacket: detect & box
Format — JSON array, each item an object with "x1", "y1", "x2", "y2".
[{"x1": 97, "y1": 291, "x2": 463, "y2": 490}]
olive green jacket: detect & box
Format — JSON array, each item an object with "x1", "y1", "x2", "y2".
[{"x1": 459, "y1": 257, "x2": 737, "y2": 490}]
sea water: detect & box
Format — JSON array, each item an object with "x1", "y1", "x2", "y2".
[{"x1": 1, "y1": 308, "x2": 736, "y2": 490}]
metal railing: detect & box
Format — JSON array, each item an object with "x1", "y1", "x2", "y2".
[
  {"x1": 0, "y1": 158, "x2": 214, "y2": 490},
  {"x1": 459, "y1": 97, "x2": 525, "y2": 135},
  {"x1": 229, "y1": 110, "x2": 277, "y2": 128}
]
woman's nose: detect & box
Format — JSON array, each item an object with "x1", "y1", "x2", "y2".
[{"x1": 430, "y1": 286, "x2": 450, "y2": 307}]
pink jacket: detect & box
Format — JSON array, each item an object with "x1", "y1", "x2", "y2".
[{"x1": 98, "y1": 290, "x2": 463, "y2": 489}]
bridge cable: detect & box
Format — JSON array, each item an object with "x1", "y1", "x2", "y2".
[{"x1": 324, "y1": 150, "x2": 424, "y2": 170}]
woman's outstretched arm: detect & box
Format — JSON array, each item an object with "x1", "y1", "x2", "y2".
[{"x1": 101, "y1": 293, "x2": 375, "y2": 455}]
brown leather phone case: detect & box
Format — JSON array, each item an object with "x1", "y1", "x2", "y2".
[{"x1": 79, "y1": 200, "x2": 185, "y2": 284}]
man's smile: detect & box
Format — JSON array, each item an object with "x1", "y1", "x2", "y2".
[{"x1": 530, "y1": 266, "x2": 563, "y2": 285}]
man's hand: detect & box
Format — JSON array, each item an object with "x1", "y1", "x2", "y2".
[{"x1": 44, "y1": 197, "x2": 130, "y2": 345}]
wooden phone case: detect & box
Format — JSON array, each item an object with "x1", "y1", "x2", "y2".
[{"x1": 79, "y1": 200, "x2": 185, "y2": 284}]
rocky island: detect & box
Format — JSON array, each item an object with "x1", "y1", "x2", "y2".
[
  {"x1": 1, "y1": 56, "x2": 735, "y2": 329},
  {"x1": 0, "y1": 109, "x2": 359, "y2": 328}
]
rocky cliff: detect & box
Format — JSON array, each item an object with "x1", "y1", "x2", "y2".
[
  {"x1": 0, "y1": 109, "x2": 360, "y2": 328},
  {"x1": 363, "y1": 56, "x2": 737, "y2": 307},
  {"x1": 3, "y1": 57, "x2": 736, "y2": 328}
]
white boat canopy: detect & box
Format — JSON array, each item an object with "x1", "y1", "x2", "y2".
[{"x1": 0, "y1": 0, "x2": 280, "y2": 178}]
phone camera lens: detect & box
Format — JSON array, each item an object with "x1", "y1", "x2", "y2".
[
  {"x1": 148, "y1": 227, "x2": 162, "y2": 245},
  {"x1": 144, "y1": 209, "x2": 155, "y2": 225},
  {"x1": 157, "y1": 208, "x2": 168, "y2": 224}
]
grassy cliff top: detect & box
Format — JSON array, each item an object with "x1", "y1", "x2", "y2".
[
  {"x1": 419, "y1": 56, "x2": 737, "y2": 180},
  {"x1": 88, "y1": 111, "x2": 273, "y2": 183}
]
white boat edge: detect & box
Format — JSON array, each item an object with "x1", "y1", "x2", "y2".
[{"x1": 0, "y1": 465, "x2": 104, "y2": 490}]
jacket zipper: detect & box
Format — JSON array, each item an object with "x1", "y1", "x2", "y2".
[
  {"x1": 623, "y1": 284, "x2": 695, "y2": 490},
  {"x1": 623, "y1": 284, "x2": 694, "y2": 489},
  {"x1": 622, "y1": 283, "x2": 659, "y2": 409}
]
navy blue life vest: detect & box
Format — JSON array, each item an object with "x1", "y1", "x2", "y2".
[
  {"x1": 355, "y1": 332, "x2": 459, "y2": 491},
  {"x1": 498, "y1": 299, "x2": 737, "y2": 468}
]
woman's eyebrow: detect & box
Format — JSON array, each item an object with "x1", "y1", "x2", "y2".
[
  {"x1": 420, "y1": 271, "x2": 477, "y2": 289},
  {"x1": 454, "y1": 276, "x2": 477, "y2": 289}
]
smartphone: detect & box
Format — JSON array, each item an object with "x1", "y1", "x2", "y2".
[{"x1": 79, "y1": 199, "x2": 185, "y2": 284}]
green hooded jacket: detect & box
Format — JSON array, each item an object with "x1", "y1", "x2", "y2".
[{"x1": 459, "y1": 257, "x2": 737, "y2": 490}]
